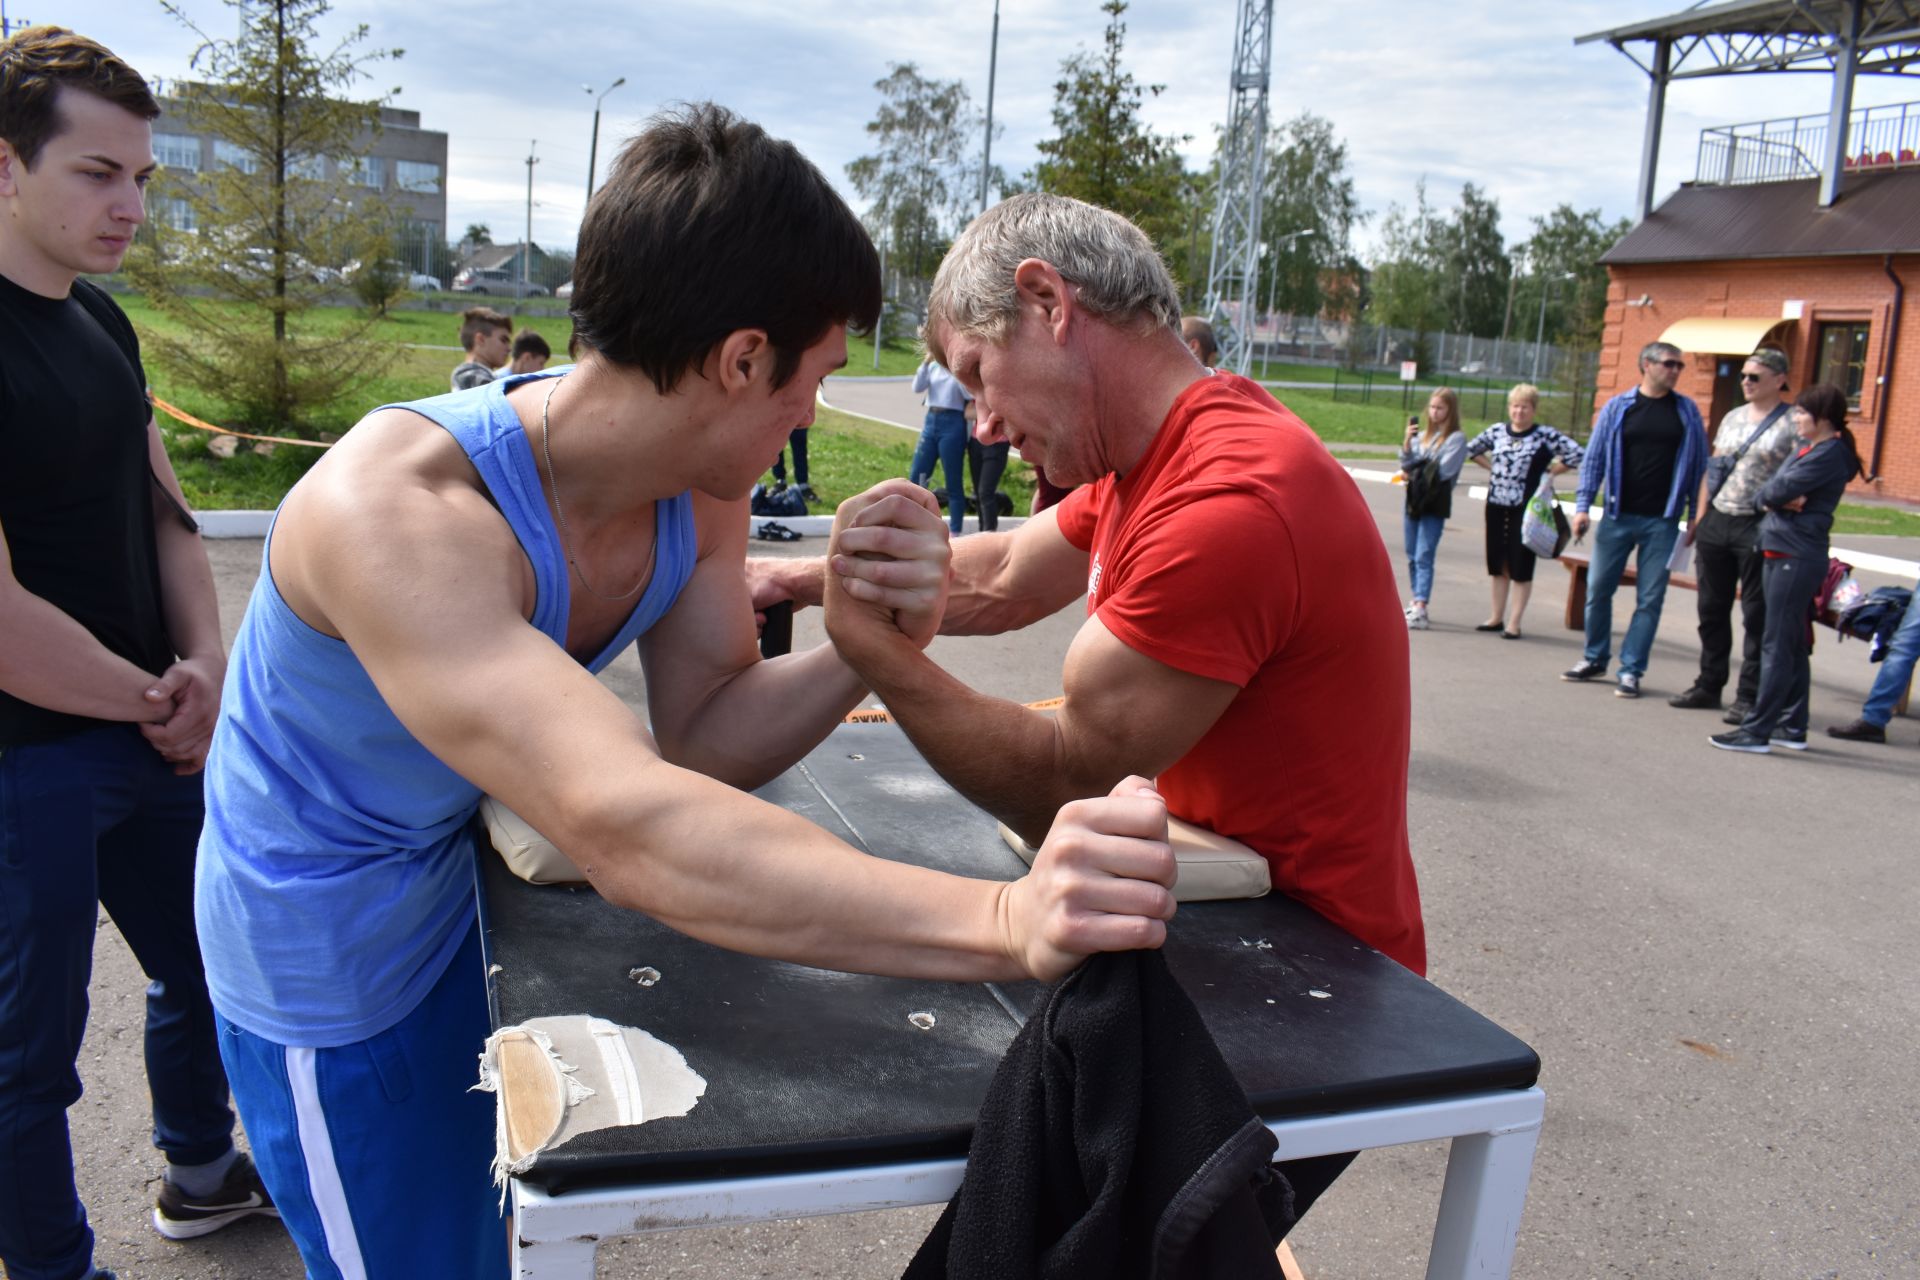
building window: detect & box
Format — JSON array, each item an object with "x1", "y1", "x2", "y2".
[
  {"x1": 394, "y1": 160, "x2": 441, "y2": 193},
  {"x1": 154, "y1": 133, "x2": 200, "y2": 172},
  {"x1": 351, "y1": 155, "x2": 387, "y2": 189},
  {"x1": 213, "y1": 139, "x2": 258, "y2": 175},
  {"x1": 1816, "y1": 322, "x2": 1871, "y2": 407},
  {"x1": 289, "y1": 152, "x2": 326, "y2": 181},
  {"x1": 156, "y1": 197, "x2": 196, "y2": 233}
]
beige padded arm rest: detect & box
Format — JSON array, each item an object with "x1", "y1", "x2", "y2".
[{"x1": 998, "y1": 818, "x2": 1271, "y2": 902}]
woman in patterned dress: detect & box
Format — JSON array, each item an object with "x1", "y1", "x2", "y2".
[{"x1": 1463, "y1": 384, "x2": 1585, "y2": 638}]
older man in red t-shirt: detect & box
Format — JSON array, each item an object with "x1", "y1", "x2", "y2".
[{"x1": 807, "y1": 192, "x2": 1424, "y2": 980}]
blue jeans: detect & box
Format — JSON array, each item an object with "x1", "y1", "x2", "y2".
[
  {"x1": 1402, "y1": 512, "x2": 1446, "y2": 603},
  {"x1": 1583, "y1": 512, "x2": 1681, "y2": 678},
  {"x1": 1861, "y1": 578, "x2": 1920, "y2": 727},
  {"x1": 0, "y1": 726, "x2": 235, "y2": 1280},
  {"x1": 910, "y1": 408, "x2": 969, "y2": 535}
]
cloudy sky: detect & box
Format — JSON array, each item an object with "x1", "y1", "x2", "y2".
[{"x1": 55, "y1": 0, "x2": 1920, "y2": 259}]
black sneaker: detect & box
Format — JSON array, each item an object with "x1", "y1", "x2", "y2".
[
  {"x1": 1668, "y1": 685, "x2": 1721, "y2": 710},
  {"x1": 153, "y1": 1152, "x2": 279, "y2": 1240},
  {"x1": 1722, "y1": 701, "x2": 1752, "y2": 726},
  {"x1": 1561, "y1": 660, "x2": 1607, "y2": 682},
  {"x1": 1771, "y1": 728, "x2": 1809, "y2": 751},
  {"x1": 1709, "y1": 729, "x2": 1772, "y2": 754},
  {"x1": 1827, "y1": 718, "x2": 1887, "y2": 743}
]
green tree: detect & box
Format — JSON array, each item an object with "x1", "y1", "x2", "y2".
[
  {"x1": 846, "y1": 63, "x2": 991, "y2": 307},
  {"x1": 1260, "y1": 111, "x2": 1363, "y2": 324},
  {"x1": 1029, "y1": 0, "x2": 1193, "y2": 253},
  {"x1": 1366, "y1": 179, "x2": 1445, "y2": 360},
  {"x1": 462, "y1": 221, "x2": 492, "y2": 247},
  {"x1": 1431, "y1": 182, "x2": 1510, "y2": 338},
  {"x1": 1513, "y1": 204, "x2": 1633, "y2": 348},
  {"x1": 128, "y1": 0, "x2": 404, "y2": 436}
]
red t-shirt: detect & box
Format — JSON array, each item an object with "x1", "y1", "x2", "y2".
[{"x1": 1054, "y1": 373, "x2": 1426, "y2": 974}]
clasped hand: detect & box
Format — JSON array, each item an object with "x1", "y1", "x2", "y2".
[
  {"x1": 824, "y1": 479, "x2": 952, "y2": 654},
  {"x1": 140, "y1": 655, "x2": 224, "y2": 775}
]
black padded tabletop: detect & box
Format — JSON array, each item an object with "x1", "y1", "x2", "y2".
[{"x1": 479, "y1": 722, "x2": 1538, "y2": 1196}]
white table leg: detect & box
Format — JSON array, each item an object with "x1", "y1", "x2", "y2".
[
  {"x1": 1423, "y1": 1094, "x2": 1545, "y2": 1280},
  {"x1": 512, "y1": 1232, "x2": 598, "y2": 1280}
]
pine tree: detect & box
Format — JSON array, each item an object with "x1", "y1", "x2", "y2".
[{"x1": 126, "y1": 0, "x2": 404, "y2": 437}]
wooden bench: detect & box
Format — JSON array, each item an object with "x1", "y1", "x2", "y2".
[{"x1": 1558, "y1": 547, "x2": 1911, "y2": 716}]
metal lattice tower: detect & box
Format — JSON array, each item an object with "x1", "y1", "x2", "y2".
[{"x1": 1204, "y1": 0, "x2": 1275, "y2": 375}]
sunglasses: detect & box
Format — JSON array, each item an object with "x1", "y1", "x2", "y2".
[
  {"x1": 1740, "y1": 372, "x2": 1769, "y2": 382},
  {"x1": 1658, "y1": 360, "x2": 1687, "y2": 371}
]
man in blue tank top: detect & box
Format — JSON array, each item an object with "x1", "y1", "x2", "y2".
[{"x1": 196, "y1": 103, "x2": 1179, "y2": 1279}]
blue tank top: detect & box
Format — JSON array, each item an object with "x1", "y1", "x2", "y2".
[{"x1": 196, "y1": 370, "x2": 696, "y2": 1047}]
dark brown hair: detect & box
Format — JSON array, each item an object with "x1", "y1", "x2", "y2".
[
  {"x1": 459, "y1": 306, "x2": 511, "y2": 352},
  {"x1": 567, "y1": 103, "x2": 881, "y2": 394},
  {"x1": 510, "y1": 328, "x2": 550, "y2": 360},
  {"x1": 1795, "y1": 383, "x2": 1864, "y2": 478},
  {"x1": 0, "y1": 26, "x2": 158, "y2": 171}
]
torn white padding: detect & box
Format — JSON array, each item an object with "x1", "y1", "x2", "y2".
[{"x1": 475, "y1": 1015, "x2": 705, "y2": 1193}]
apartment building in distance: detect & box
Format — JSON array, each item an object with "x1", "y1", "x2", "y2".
[{"x1": 146, "y1": 87, "x2": 449, "y2": 278}]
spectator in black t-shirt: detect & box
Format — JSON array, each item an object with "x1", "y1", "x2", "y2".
[
  {"x1": 0, "y1": 25, "x2": 277, "y2": 1278},
  {"x1": 1561, "y1": 340, "x2": 1709, "y2": 699}
]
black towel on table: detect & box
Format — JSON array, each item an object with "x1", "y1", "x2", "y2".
[{"x1": 904, "y1": 949, "x2": 1295, "y2": 1280}]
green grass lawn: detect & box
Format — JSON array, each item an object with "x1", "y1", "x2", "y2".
[{"x1": 1831, "y1": 503, "x2": 1920, "y2": 539}]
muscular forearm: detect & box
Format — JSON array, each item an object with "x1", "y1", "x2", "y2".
[
  {"x1": 0, "y1": 585, "x2": 170, "y2": 722},
  {"x1": 849, "y1": 636, "x2": 1095, "y2": 842},
  {"x1": 569, "y1": 758, "x2": 1026, "y2": 982},
  {"x1": 940, "y1": 531, "x2": 1085, "y2": 636},
  {"x1": 647, "y1": 640, "x2": 870, "y2": 789},
  {"x1": 154, "y1": 518, "x2": 224, "y2": 661}
]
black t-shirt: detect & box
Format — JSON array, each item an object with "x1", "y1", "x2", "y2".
[
  {"x1": 0, "y1": 273, "x2": 174, "y2": 746},
  {"x1": 1617, "y1": 392, "x2": 1684, "y2": 516}
]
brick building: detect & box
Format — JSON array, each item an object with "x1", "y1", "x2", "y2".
[{"x1": 1597, "y1": 167, "x2": 1920, "y2": 500}]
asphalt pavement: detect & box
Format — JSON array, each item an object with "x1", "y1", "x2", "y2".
[{"x1": 69, "y1": 473, "x2": 1919, "y2": 1279}]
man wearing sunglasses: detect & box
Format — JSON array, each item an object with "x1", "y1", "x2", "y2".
[
  {"x1": 1563, "y1": 341, "x2": 1709, "y2": 698},
  {"x1": 1668, "y1": 348, "x2": 1796, "y2": 721}
]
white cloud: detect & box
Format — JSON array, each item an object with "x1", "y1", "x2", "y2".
[{"x1": 57, "y1": 0, "x2": 1920, "y2": 258}]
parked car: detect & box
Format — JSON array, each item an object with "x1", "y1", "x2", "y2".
[
  {"x1": 1459, "y1": 360, "x2": 1489, "y2": 375},
  {"x1": 343, "y1": 259, "x2": 443, "y2": 292},
  {"x1": 452, "y1": 266, "x2": 549, "y2": 297},
  {"x1": 554, "y1": 280, "x2": 573, "y2": 299}
]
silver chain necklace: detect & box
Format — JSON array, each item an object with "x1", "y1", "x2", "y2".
[{"x1": 540, "y1": 376, "x2": 652, "y2": 602}]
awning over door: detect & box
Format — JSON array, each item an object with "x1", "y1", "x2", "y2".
[{"x1": 1656, "y1": 316, "x2": 1790, "y2": 356}]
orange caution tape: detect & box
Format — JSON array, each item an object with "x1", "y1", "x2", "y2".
[{"x1": 150, "y1": 395, "x2": 333, "y2": 449}]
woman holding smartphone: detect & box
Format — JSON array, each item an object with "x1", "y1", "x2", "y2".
[{"x1": 1398, "y1": 387, "x2": 1467, "y2": 630}]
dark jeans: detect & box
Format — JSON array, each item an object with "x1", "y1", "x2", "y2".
[
  {"x1": 910, "y1": 408, "x2": 969, "y2": 535},
  {"x1": 770, "y1": 427, "x2": 809, "y2": 486},
  {"x1": 0, "y1": 725, "x2": 234, "y2": 1280},
  {"x1": 1745, "y1": 554, "x2": 1822, "y2": 737},
  {"x1": 1691, "y1": 507, "x2": 1765, "y2": 703},
  {"x1": 967, "y1": 438, "x2": 1011, "y2": 532}
]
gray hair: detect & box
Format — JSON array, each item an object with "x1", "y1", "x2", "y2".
[
  {"x1": 926, "y1": 192, "x2": 1180, "y2": 361},
  {"x1": 1639, "y1": 341, "x2": 1682, "y2": 368}
]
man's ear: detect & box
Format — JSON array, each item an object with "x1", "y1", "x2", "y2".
[
  {"x1": 1012, "y1": 259, "x2": 1075, "y2": 344},
  {"x1": 713, "y1": 328, "x2": 772, "y2": 393},
  {"x1": 0, "y1": 140, "x2": 21, "y2": 199}
]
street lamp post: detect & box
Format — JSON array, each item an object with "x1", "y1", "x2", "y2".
[
  {"x1": 1531, "y1": 271, "x2": 1577, "y2": 383},
  {"x1": 979, "y1": 0, "x2": 999, "y2": 216},
  {"x1": 584, "y1": 77, "x2": 627, "y2": 204}
]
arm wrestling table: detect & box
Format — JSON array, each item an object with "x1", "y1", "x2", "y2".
[{"x1": 478, "y1": 722, "x2": 1544, "y2": 1279}]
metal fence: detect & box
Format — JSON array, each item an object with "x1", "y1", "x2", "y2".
[
  {"x1": 1327, "y1": 348, "x2": 1601, "y2": 436},
  {"x1": 1245, "y1": 311, "x2": 1578, "y2": 383},
  {"x1": 1696, "y1": 100, "x2": 1920, "y2": 186}
]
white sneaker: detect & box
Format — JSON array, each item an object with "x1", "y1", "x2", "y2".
[{"x1": 1406, "y1": 605, "x2": 1429, "y2": 631}]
